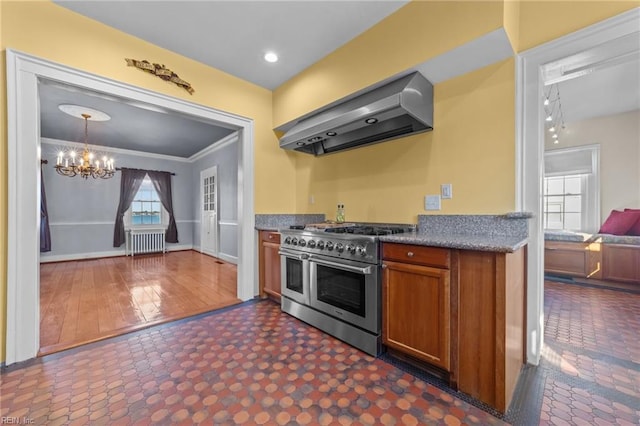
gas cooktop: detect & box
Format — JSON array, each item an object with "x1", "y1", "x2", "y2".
[
  {"x1": 290, "y1": 222, "x2": 415, "y2": 236},
  {"x1": 281, "y1": 222, "x2": 416, "y2": 263}
]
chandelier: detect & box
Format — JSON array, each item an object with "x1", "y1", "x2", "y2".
[{"x1": 55, "y1": 113, "x2": 115, "y2": 179}]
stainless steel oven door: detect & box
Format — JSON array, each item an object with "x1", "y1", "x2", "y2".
[
  {"x1": 279, "y1": 248, "x2": 310, "y2": 305},
  {"x1": 309, "y1": 255, "x2": 380, "y2": 334}
]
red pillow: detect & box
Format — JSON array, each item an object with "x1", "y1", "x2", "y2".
[
  {"x1": 599, "y1": 210, "x2": 640, "y2": 235},
  {"x1": 624, "y1": 208, "x2": 640, "y2": 236}
]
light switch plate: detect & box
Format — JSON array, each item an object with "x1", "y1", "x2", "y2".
[
  {"x1": 425, "y1": 195, "x2": 441, "y2": 211},
  {"x1": 441, "y1": 183, "x2": 452, "y2": 199}
]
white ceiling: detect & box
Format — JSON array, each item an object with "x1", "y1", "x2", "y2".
[
  {"x1": 43, "y1": 0, "x2": 410, "y2": 157},
  {"x1": 54, "y1": 0, "x2": 410, "y2": 90},
  {"x1": 42, "y1": 1, "x2": 639, "y2": 158}
]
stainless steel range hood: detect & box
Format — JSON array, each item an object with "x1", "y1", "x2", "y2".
[{"x1": 279, "y1": 72, "x2": 433, "y2": 156}]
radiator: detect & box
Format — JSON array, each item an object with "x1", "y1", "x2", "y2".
[{"x1": 128, "y1": 229, "x2": 166, "y2": 256}]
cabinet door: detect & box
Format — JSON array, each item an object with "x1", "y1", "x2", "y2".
[
  {"x1": 382, "y1": 260, "x2": 450, "y2": 370},
  {"x1": 259, "y1": 232, "x2": 281, "y2": 300},
  {"x1": 602, "y1": 244, "x2": 640, "y2": 284}
]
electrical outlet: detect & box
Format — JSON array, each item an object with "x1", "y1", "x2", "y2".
[
  {"x1": 309, "y1": 195, "x2": 315, "y2": 204},
  {"x1": 425, "y1": 195, "x2": 441, "y2": 211},
  {"x1": 441, "y1": 183, "x2": 452, "y2": 199}
]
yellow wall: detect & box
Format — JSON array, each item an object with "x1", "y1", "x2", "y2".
[
  {"x1": 294, "y1": 59, "x2": 516, "y2": 223},
  {"x1": 274, "y1": 0, "x2": 639, "y2": 221},
  {"x1": 0, "y1": 0, "x2": 295, "y2": 362},
  {"x1": 273, "y1": 1, "x2": 506, "y2": 127},
  {"x1": 517, "y1": 1, "x2": 640, "y2": 52}
]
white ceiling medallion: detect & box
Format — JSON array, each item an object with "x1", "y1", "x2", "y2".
[{"x1": 58, "y1": 104, "x2": 111, "y2": 121}]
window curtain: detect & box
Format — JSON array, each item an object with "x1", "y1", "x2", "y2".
[
  {"x1": 113, "y1": 168, "x2": 148, "y2": 247},
  {"x1": 40, "y1": 167, "x2": 51, "y2": 252},
  {"x1": 147, "y1": 170, "x2": 179, "y2": 243}
]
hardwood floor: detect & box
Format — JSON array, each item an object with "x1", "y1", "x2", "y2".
[{"x1": 39, "y1": 250, "x2": 239, "y2": 356}]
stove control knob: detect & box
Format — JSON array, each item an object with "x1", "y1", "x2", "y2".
[
  {"x1": 298, "y1": 238, "x2": 306, "y2": 247},
  {"x1": 356, "y1": 245, "x2": 367, "y2": 256},
  {"x1": 316, "y1": 241, "x2": 325, "y2": 250},
  {"x1": 336, "y1": 243, "x2": 344, "y2": 253},
  {"x1": 284, "y1": 237, "x2": 291, "y2": 244},
  {"x1": 307, "y1": 240, "x2": 316, "y2": 248},
  {"x1": 291, "y1": 238, "x2": 298, "y2": 246},
  {"x1": 326, "y1": 241, "x2": 334, "y2": 251},
  {"x1": 346, "y1": 244, "x2": 356, "y2": 254}
]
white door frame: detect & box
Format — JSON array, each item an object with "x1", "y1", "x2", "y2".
[
  {"x1": 5, "y1": 50, "x2": 256, "y2": 365},
  {"x1": 200, "y1": 165, "x2": 219, "y2": 257},
  {"x1": 516, "y1": 8, "x2": 639, "y2": 365}
]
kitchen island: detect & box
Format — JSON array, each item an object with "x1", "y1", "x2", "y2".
[{"x1": 379, "y1": 214, "x2": 529, "y2": 413}]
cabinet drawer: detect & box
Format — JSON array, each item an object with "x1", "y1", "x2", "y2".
[
  {"x1": 260, "y1": 231, "x2": 280, "y2": 244},
  {"x1": 383, "y1": 243, "x2": 450, "y2": 269}
]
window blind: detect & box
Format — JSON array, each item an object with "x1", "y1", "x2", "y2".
[{"x1": 545, "y1": 147, "x2": 595, "y2": 177}]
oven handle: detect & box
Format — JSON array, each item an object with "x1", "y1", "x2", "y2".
[
  {"x1": 309, "y1": 256, "x2": 373, "y2": 275},
  {"x1": 278, "y1": 249, "x2": 309, "y2": 261}
]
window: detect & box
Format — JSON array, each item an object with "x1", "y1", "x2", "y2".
[
  {"x1": 543, "y1": 175, "x2": 585, "y2": 230},
  {"x1": 127, "y1": 176, "x2": 166, "y2": 227},
  {"x1": 544, "y1": 145, "x2": 600, "y2": 232}
]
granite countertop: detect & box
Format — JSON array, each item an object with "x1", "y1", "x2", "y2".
[
  {"x1": 255, "y1": 214, "x2": 325, "y2": 232},
  {"x1": 379, "y1": 232, "x2": 528, "y2": 253},
  {"x1": 255, "y1": 225, "x2": 282, "y2": 232},
  {"x1": 255, "y1": 213, "x2": 531, "y2": 252}
]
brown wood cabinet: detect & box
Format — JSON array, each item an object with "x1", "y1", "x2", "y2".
[
  {"x1": 382, "y1": 244, "x2": 451, "y2": 371},
  {"x1": 381, "y1": 242, "x2": 527, "y2": 413},
  {"x1": 456, "y1": 248, "x2": 526, "y2": 413},
  {"x1": 544, "y1": 240, "x2": 602, "y2": 279},
  {"x1": 258, "y1": 231, "x2": 281, "y2": 301},
  {"x1": 602, "y1": 244, "x2": 640, "y2": 283}
]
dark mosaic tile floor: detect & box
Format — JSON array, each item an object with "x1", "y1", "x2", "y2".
[
  {"x1": 2, "y1": 281, "x2": 638, "y2": 425},
  {"x1": 534, "y1": 281, "x2": 640, "y2": 426},
  {"x1": 1, "y1": 300, "x2": 506, "y2": 426}
]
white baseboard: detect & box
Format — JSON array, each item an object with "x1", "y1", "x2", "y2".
[
  {"x1": 40, "y1": 250, "x2": 126, "y2": 263},
  {"x1": 217, "y1": 253, "x2": 238, "y2": 265},
  {"x1": 39, "y1": 244, "x2": 194, "y2": 263}
]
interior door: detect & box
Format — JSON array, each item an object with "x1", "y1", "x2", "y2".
[{"x1": 200, "y1": 166, "x2": 218, "y2": 257}]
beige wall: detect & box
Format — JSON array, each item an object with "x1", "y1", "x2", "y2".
[
  {"x1": 1, "y1": 0, "x2": 638, "y2": 362},
  {"x1": 545, "y1": 110, "x2": 640, "y2": 222}
]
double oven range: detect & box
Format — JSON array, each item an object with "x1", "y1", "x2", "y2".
[{"x1": 279, "y1": 223, "x2": 415, "y2": 356}]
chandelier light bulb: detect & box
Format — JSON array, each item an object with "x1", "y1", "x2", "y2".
[
  {"x1": 544, "y1": 98, "x2": 550, "y2": 106},
  {"x1": 552, "y1": 134, "x2": 558, "y2": 139},
  {"x1": 54, "y1": 110, "x2": 116, "y2": 179},
  {"x1": 546, "y1": 115, "x2": 553, "y2": 122},
  {"x1": 549, "y1": 126, "x2": 555, "y2": 132},
  {"x1": 554, "y1": 139, "x2": 560, "y2": 144}
]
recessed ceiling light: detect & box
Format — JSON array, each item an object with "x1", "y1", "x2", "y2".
[{"x1": 264, "y1": 52, "x2": 278, "y2": 63}]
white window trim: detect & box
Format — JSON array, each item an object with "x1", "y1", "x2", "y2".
[
  {"x1": 124, "y1": 175, "x2": 169, "y2": 231},
  {"x1": 544, "y1": 144, "x2": 600, "y2": 233}
]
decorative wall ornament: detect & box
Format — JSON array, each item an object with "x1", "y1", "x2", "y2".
[{"x1": 125, "y1": 58, "x2": 195, "y2": 95}]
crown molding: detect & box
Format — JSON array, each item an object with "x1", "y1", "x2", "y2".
[
  {"x1": 40, "y1": 137, "x2": 191, "y2": 162},
  {"x1": 189, "y1": 132, "x2": 238, "y2": 162}
]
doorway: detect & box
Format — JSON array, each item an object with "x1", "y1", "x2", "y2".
[
  {"x1": 5, "y1": 50, "x2": 256, "y2": 365},
  {"x1": 517, "y1": 9, "x2": 639, "y2": 364},
  {"x1": 200, "y1": 166, "x2": 219, "y2": 257}
]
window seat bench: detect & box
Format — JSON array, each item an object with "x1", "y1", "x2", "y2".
[{"x1": 544, "y1": 230, "x2": 640, "y2": 285}]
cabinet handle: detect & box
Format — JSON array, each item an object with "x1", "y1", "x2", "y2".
[
  {"x1": 406, "y1": 252, "x2": 414, "y2": 257},
  {"x1": 382, "y1": 264, "x2": 388, "y2": 269},
  {"x1": 268, "y1": 235, "x2": 273, "y2": 240}
]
